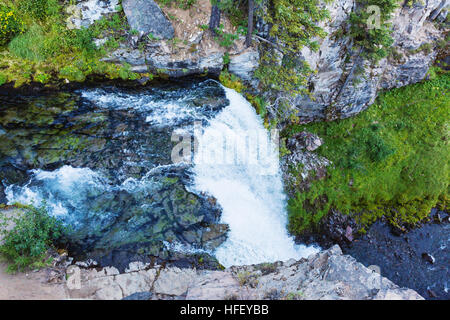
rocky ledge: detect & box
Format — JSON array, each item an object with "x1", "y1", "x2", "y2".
[{"x1": 66, "y1": 245, "x2": 423, "y2": 300}]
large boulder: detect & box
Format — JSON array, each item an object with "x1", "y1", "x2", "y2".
[{"x1": 122, "y1": 0, "x2": 174, "y2": 39}]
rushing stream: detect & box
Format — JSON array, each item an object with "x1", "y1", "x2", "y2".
[{"x1": 0, "y1": 80, "x2": 318, "y2": 268}]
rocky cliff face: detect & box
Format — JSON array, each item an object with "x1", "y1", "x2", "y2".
[
  {"x1": 293, "y1": 0, "x2": 448, "y2": 122},
  {"x1": 66, "y1": 245, "x2": 423, "y2": 300},
  {"x1": 68, "y1": 0, "x2": 447, "y2": 122}
]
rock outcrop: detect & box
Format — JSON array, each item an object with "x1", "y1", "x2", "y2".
[
  {"x1": 122, "y1": 0, "x2": 175, "y2": 39},
  {"x1": 66, "y1": 245, "x2": 423, "y2": 300},
  {"x1": 66, "y1": 0, "x2": 120, "y2": 29},
  {"x1": 94, "y1": 0, "x2": 259, "y2": 78},
  {"x1": 64, "y1": 0, "x2": 447, "y2": 122},
  {"x1": 290, "y1": 0, "x2": 447, "y2": 122}
]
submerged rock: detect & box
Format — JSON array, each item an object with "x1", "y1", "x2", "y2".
[
  {"x1": 0, "y1": 80, "x2": 230, "y2": 269},
  {"x1": 421, "y1": 253, "x2": 435, "y2": 264}
]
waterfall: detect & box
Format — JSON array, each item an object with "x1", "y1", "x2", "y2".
[
  {"x1": 3, "y1": 81, "x2": 319, "y2": 267},
  {"x1": 192, "y1": 87, "x2": 319, "y2": 267}
]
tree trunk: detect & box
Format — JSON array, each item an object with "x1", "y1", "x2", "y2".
[
  {"x1": 246, "y1": 0, "x2": 254, "y2": 47},
  {"x1": 209, "y1": 1, "x2": 221, "y2": 33}
]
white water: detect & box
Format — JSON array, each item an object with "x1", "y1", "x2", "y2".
[{"x1": 192, "y1": 87, "x2": 319, "y2": 267}]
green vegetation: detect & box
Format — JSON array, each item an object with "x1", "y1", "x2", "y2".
[
  {"x1": 219, "y1": 69, "x2": 244, "y2": 92},
  {"x1": 254, "y1": 0, "x2": 331, "y2": 121},
  {"x1": 0, "y1": 0, "x2": 145, "y2": 87},
  {"x1": 0, "y1": 204, "x2": 64, "y2": 273},
  {"x1": 285, "y1": 73, "x2": 450, "y2": 234},
  {"x1": 213, "y1": 24, "x2": 240, "y2": 48},
  {"x1": 349, "y1": 0, "x2": 398, "y2": 63},
  {"x1": 0, "y1": 4, "x2": 24, "y2": 45},
  {"x1": 156, "y1": 0, "x2": 196, "y2": 10}
]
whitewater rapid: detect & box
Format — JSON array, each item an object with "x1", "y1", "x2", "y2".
[
  {"x1": 4, "y1": 82, "x2": 319, "y2": 267},
  {"x1": 192, "y1": 87, "x2": 319, "y2": 267}
]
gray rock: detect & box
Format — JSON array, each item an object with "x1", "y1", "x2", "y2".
[
  {"x1": 66, "y1": 245, "x2": 423, "y2": 300},
  {"x1": 146, "y1": 52, "x2": 224, "y2": 77},
  {"x1": 66, "y1": 0, "x2": 120, "y2": 29},
  {"x1": 122, "y1": 0, "x2": 174, "y2": 39},
  {"x1": 228, "y1": 48, "x2": 260, "y2": 81},
  {"x1": 102, "y1": 48, "x2": 146, "y2": 66},
  {"x1": 153, "y1": 267, "x2": 197, "y2": 296},
  {"x1": 264, "y1": 0, "x2": 446, "y2": 122}
]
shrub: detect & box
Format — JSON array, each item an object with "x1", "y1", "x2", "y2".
[
  {"x1": 18, "y1": 0, "x2": 50, "y2": 21},
  {"x1": 59, "y1": 65, "x2": 86, "y2": 82},
  {"x1": 219, "y1": 70, "x2": 244, "y2": 92},
  {"x1": 34, "y1": 72, "x2": 51, "y2": 84},
  {"x1": 0, "y1": 5, "x2": 24, "y2": 46},
  {"x1": 0, "y1": 204, "x2": 64, "y2": 272},
  {"x1": 349, "y1": 0, "x2": 398, "y2": 62},
  {"x1": 157, "y1": 0, "x2": 197, "y2": 10}
]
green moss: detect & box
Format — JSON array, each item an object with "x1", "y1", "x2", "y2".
[
  {"x1": 219, "y1": 70, "x2": 244, "y2": 92},
  {"x1": 0, "y1": 72, "x2": 6, "y2": 85},
  {"x1": 285, "y1": 73, "x2": 450, "y2": 234}
]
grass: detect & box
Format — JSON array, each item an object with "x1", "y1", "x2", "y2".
[
  {"x1": 285, "y1": 72, "x2": 450, "y2": 234},
  {"x1": 0, "y1": 0, "x2": 148, "y2": 87}
]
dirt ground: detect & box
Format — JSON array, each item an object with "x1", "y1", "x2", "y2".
[{"x1": 0, "y1": 263, "x2": 68, "y2": 300}]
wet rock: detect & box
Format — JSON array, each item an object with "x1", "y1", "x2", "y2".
[
  {"x1": 201, "y1": 224, "x2": 229, "y2": 251},
  {"x1": 421, "y1": 253, "x2": 435, "y2": 264},
  {"x1": 344, "y1": 226, "x2": 353, "y2": 242},
  {"x1": 317, "y1": 209, "x2": 358, "y2": 246},
  {"x1": 122, "y1": 291, "x2": 153, "y2": 300},
  {"x1": 427, "y1": 289, "x2": 438, "y2": 298},
  {"x1": 122, "y1": 0, "x2": 174, "y2": 39},
  {"x1": 344, "y1": 216, "x2": 449, "y2": 299},
  {"x1": 0, "y1": 81, "x2": 230, "y2": 268}
]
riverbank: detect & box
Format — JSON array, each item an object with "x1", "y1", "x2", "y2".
[
  {"x1": 0, "y1": 262, "x2": 67, "y2": 300},
  {"x1": 0, "y1": 245, "x2": 423, "y2": 300}
]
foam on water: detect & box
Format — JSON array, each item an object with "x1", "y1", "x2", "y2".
[
  {"x1": 192, "y1": 87, "x2": 319, "y2": 267},
  {"x1": 81, "y1": 89, "x2": 210, "y2": 127}
]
